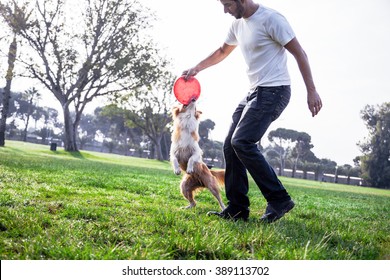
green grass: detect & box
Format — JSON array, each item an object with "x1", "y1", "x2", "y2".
[{"x1": 0, "y1": 141, "x2": 389, "y2": 260}]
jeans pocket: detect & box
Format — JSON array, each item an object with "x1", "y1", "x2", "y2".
[
  {"x1": 254, "y1": 88, "x2": 279, "y2": 114},
  {"x1": 246, "y1": 86, "x2": 290, "y2": 121},
  {"x1": 272, "y1": 88, "x2": 291, "y2": 121}
]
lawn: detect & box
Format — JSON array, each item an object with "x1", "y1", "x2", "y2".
[{"x1": 0, "y1": 141, "x2": 389, "y2": 260}]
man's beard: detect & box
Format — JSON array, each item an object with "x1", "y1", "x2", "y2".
[{"x1": 234, "y1": 2, "x2": 245, "y2": 19}]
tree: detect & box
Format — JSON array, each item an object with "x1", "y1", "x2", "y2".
[
  {"x1": 1, "y1": 89, "x2": 63, "y2": 145},
  {"x1": 96, "y1": 105, "x2": 143, "y2": 155},
  {"x1": 77, "y1": 113, "x2": 97, "y2": 150},
  {"x1": 8, "y1": 0, "x2": 168, "y2": 151},
  {"x1": 290, "y1": 132, "x2": 314, "y2": 178},
  {"x1": 121, "y1": 72, "x2": 175, "y2": 160},
  {"x1": 0, "y1": 36, "x2": 16, "y2": 146},
  {"x1": 201, "y1": 139, "x2": 224, "y2": 168},
  {"x1": 40, "y1": 106, "x2": 61, "y2": 143},
  {"x1": 199, "y1": 119, "x2": 215, "y2": 143},
  {"x1": 337, "y1": 164, "x2": 361, "y2": 185},
  {"x1": 0, "y1": 1, "x2": 33, "y2": 146},
  {"x1": 267, "y1": 128, "x2": 298, "y2": 176},
  {"x1": 0, "y1": 88, "x2": 18, "y2": 137},
  {"x1": 15, "y1": 87, "x2": 40, "y2": 141},
  {"x1": 358, "y1": 103, "x2": 390, "y2": 189},
  {"x1": 198, "y1": 119, "x2": 224, "y2": 168}
]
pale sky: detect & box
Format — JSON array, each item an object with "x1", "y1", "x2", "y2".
[{"x1": 143, "y1": 0, "x2": 390, "y2": 165}]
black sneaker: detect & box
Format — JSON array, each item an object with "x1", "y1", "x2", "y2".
[
  {"x1": 207, "y1": 207, "x2": 249, "y2": 222},
  {"x1": 260, "y1": 200, "x2": 295, "y2": 223}
]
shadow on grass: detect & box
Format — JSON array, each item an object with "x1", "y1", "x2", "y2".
[
  {"x1": 0, "y1": 143, "x2": 85, "y2": 160},
  {"x1": 49, "y1": 150, "x2": 85, "y2": 159}
]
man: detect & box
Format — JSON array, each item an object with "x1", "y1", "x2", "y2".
[{"x1": 183, "y1": 0, "x2": 322, "y2": 222}]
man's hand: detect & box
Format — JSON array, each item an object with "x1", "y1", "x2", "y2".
[
  {"x1": 307, "y1": 90, "x2": 322, "y2": 117},
  {"x1": 182, "y1": 67, "x2": 199, "y2": 80}
]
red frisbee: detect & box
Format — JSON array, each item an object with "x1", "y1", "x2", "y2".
[{"x1": 173, "y1": 76, "x2": 201, "y2": 105}]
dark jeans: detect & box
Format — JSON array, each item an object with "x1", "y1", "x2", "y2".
[{"x1": 223, "y1": 86, "x2": 291, "y2": 211}]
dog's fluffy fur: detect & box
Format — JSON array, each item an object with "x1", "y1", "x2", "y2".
[{"x1": 170, "y1": 102, "x2": 225, "y2": 210}]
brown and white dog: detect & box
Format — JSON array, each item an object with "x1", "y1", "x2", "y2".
[{"x1": 170, "y1": 101, "x2": 226, "y2": 210}]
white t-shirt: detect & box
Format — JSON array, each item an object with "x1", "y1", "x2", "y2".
[{"x1": 225, "y1": 5, "x2": 295, "y2": 90}]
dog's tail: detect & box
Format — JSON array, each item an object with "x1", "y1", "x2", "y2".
[{"x1": 210, "y1": 169, "x2": 225, "y2": 186}]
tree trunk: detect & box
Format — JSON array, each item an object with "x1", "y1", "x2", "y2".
[
  {"x1": 63, "y1": 104, "x2": 78, "y2": 151},
  {"x1": 0, "y1": 37, "x2": 17, "y2": 147},
  {"x1": 23, "y1": 95, "x2": 35, "y2": 142},
  {"x1": 0, "y1": 80, "x2": 11, "y2": 146},
  {"x1": 279, "y1": 154, "x2": 285, "y2": 176},
  {"x1": 22, "y1": 114, "x2": 30, "y2": 142},
  {"x1": 292, "y1": 157, "x2": 299, "y2": 178},
  {"x1": 153, "y1": 135, "x2": 163, "y2": 161}
]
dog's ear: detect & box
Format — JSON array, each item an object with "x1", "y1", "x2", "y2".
[{"x1": 195, "y1": 110, "x2": 202, "y2": 120}]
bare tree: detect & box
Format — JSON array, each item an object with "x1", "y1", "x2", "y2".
[{"x1": 7, "y1": 0, "x2": 168, "y2": 151}]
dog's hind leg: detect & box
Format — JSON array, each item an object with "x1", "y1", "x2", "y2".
[
  {"x1": 208, "y1": 184, "x2": 226, "y2": 210},
  {"x1": 180, "y1": 176, "x2": 197, "y2": 209},
  {"x1": 200, "y1": 167, "x2": 226, "y2": 210}
]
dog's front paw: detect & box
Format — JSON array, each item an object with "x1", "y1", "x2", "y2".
[
  {"x1": 186, "y1": 166, "x2": 194, "y2": 174},
  {"x1": 174, "y1": 168, "x2": 181, "y2": 175}
]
